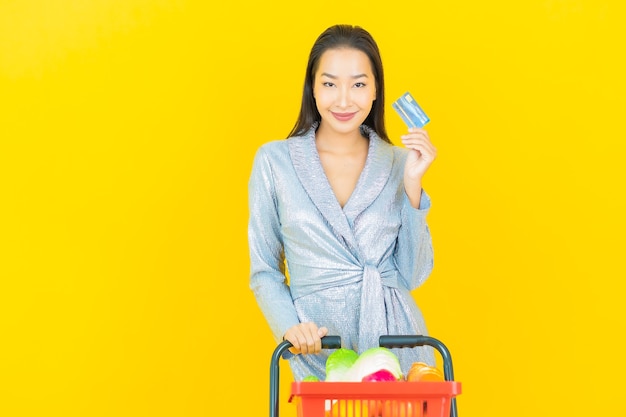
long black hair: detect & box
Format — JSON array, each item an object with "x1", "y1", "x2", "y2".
[{"x1": 287, "y1": 24, "x2": 390, "y2": 143}]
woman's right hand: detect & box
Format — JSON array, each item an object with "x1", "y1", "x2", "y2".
[{"x1": 283, "y1": 322, "x2": 328, "y2": 355}]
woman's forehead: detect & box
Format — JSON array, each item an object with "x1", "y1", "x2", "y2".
[{"x1": 316, "y1": 48, "x2": 373, "y2": 76}]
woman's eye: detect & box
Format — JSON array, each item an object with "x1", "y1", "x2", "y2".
[
  {"x1": 354, "y1": 82, "x2": 366, "y2": 88},
  {"x1": 323, "y1": 82, "x2": 335, "y2": 87}
]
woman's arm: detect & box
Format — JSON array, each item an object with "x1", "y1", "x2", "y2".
[
  {"x1": 248, "y1": 147, "x2": 300, "y2": 343},
  {"x1": 394, "y1": 190, "x2": 435, "y2": 290}
]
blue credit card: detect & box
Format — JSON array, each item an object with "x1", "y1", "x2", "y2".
[{"x1": 392, "y1": 92, "x2": 430, "y2": 128}]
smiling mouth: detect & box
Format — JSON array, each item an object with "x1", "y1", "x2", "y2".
[{"x1": 332, "y1": 112, "x2": 356, "y2": 121}]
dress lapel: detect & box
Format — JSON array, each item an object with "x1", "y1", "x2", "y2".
[
  {"x1": 343, "y1": 125, "x2": 394, "y2": 222},
  {"x1": 288, "y1": 125, "x2": 394, "y2": 254},
  {"x1": 289, "y1": 127, "x2": 356, "y2": 252}
]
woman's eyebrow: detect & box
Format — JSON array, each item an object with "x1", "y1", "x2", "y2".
[{"x1": 320, "y1": 72, "x2": 369, "y2": 79}]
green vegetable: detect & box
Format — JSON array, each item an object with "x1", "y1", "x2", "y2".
[{"x1": 325, "y1": 348, "x2": 359, "y2": 382}]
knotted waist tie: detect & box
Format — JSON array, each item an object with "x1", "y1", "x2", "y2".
[{"x1": 358, "y1": 263, "x2": 389, "y2": 353}]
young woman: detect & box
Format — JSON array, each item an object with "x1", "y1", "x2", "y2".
[{"x1": 248, "y1": 24, "x2": 438, "y2": 381}]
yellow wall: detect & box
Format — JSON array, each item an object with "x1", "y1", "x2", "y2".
[{"x1": 1, "y1": 1, "x2": 625, "y2": 416}]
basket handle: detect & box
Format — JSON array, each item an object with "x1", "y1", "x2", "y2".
[
  {"x1": 380, "y1": 335, "x2": 458, "y2": 417},
  {"x1": 269, "y1": 336, "x2": 340, "y2": 417}
]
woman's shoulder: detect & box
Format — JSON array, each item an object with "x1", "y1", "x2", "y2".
[
  {"x1": 256, "y1": 128, "x2": 312, "y2": 156},
  {"x1": 376, "y1": 139, "x2": 408, "y2": 164},
  {"x1": 255, "y1": 138, "x2": 290, "y2": 157},
  {"x1": 391, "y1": 143, "x2": 409, "y2": 158},
  {"x1": 362, "y1": 125, "x2": 408, "y2": 160}
]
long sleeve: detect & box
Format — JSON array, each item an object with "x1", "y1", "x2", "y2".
[
  {"x1": 248, "y1": 146, "x2": 300, "y2": 343},
  {"x1": 394, "y1": 189, "x2": 434, "y2": 290}
]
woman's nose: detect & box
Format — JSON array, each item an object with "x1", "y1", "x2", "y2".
[{"x1": 337, "y1": 87, "x2": 350, "y2": 107}]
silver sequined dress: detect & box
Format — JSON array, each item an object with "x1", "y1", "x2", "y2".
[{"x1": 248, "y1": 125, "x2": 435, "y2": 381}]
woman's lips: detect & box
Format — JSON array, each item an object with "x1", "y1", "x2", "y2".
[{"x1": 332, "y1": 112, "x2": 356, "y2": 121}]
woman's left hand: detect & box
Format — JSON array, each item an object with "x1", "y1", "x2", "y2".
[
  {"x1": 400, "y1": 128, "x2": 437, "y2": 206},
  {"x1": 401, "y1": 127, "x2": 437, "y2": 181}
]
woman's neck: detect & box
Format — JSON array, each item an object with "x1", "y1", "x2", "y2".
[{"x1": 315, "y1": 125, "x2": 367, "y2": 155}]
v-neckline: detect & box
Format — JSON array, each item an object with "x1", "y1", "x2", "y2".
[
  {"x1": 288, "y1": 124, "x2": 395, "y2": 252},
  {"x1": 315, "y1": 137, "x2": 369, "y2": 209}
]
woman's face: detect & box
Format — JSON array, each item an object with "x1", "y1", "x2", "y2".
[{"x1": 313, "y1": 47, "x2": 376, "y2": 136}]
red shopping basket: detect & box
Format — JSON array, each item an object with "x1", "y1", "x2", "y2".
[{"x1": 269, "y1": 335, "x2": 461, "y2": 417}]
